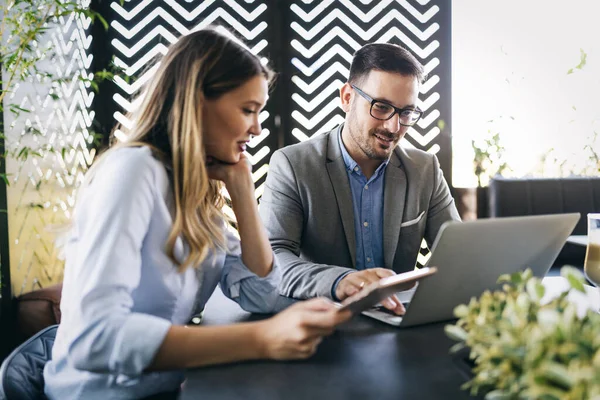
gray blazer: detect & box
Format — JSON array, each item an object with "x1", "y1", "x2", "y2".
[{"x1": 259, "y1": 126, "x2": 461, "y2": 299}]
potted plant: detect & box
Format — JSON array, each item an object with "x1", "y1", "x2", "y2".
[{"x1": 445, "y1": 267, "x2": 600, "y2": 399}]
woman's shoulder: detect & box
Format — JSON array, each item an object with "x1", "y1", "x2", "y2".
[
  {"x1": 87, "y1": 146, "x2": 170, "y2": 195},
  {"x1": 103, "y1": 145, "x2": 163, "y2": 171}
]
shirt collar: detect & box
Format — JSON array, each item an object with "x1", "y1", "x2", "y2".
[{"x1": 337, "y1": 127, "x2": 389, "y2": 178}]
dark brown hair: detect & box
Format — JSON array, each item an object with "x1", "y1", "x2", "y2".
[{"x1": 348, "y1": 43, "x2": 425, "y2": 84}]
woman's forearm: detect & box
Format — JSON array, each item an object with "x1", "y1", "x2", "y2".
[
  {"x1": 228, "y1": 187, "x2": 273, "y2": 277},
  {"x1": 148, "y1": 322, "x2": 265, "y2": 370}
]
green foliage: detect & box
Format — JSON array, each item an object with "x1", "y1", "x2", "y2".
[
  {"x1": 567, "y1": 49, "x2": 588, "y2": 75},
  {"x1": 472, "y1": 129, "x2": 510, "y2": 187},
  {"x1": 537, "y1": 132, "x2": 600, "y2": 177},
  {"x1": 0, "y1": 0, "x2": 105, "y2": 106},
  {"x1": 445, "y1": 267, "x2": 600, "y2": 400},
  {"x1": 0, "y1": 0, "x2": 112, "y2": 188}
]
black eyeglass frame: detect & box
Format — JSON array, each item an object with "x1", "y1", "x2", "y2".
[{"x1": 350, "y1": 84, "x2": 423, "y2": 127}]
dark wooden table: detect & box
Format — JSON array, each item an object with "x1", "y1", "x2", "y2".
[{"x1": 180, "y1": 288, "x2": 475, "y2": 400}]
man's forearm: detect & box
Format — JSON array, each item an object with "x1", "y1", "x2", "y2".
[{"x1": 274, "y1": 249, "x2": 355, "y2": 299}]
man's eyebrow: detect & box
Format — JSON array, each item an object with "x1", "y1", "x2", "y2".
[{"x1": 375, "y1": 96, "x2": 417, "y2": 109}]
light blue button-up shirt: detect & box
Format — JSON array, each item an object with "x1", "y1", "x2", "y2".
[
  {"x1": 331, "y1": 131, "x2": 388, "y2": 298},
  {"x1": 43, "y1": 147, "x2": 293, "y2": 400}
]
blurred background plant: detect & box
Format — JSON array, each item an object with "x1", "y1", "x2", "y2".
[
  {"x1": 1, "y1": 0, "x2": 116, "y2": 296},
  {"x1": 535, "y1": 131, "x2": 600, "y2": 177},
  {"x1": 445, "y1": 267, "x2": 600, "y2": 400},
  {"x1": 0, "y1": 0, "x2": 111, "y2": 188},
  {"x1": 472, "y1": 123, "x2": 512, "y2": 188}
]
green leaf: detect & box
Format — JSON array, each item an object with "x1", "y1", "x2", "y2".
[
  {"x1": 526, "y1": 278, "x2": 545, "y2": 301},
  {"x1": 538, "y1": 362, "x2": 573, "y2": 390},
  {"x1": 454, "y1": 304, "x2": 470, "y2": 318},
  {"x1": 444, "y1": 324, "x2": 468, "y2": 342},
  {"x1": 567, "y1": 49, "x2": 588, "y2": 75},
  {"x1": 95, "y1": 13, "x2": 109, "y2": 31},
  {"x1": 484, "y1": 390, "x2": 511, "y2": 400},
  {"x1": 0, "y1": 173, "x2": 10, "y2": 186},
  {"x1": 449, "y1": 342, "x2": 465, "y2": 353},
  {"x1": 9, "y1": 104, "x2": 32, "y2": 113},
  {"x1": 560, "y1": 266, "x2": 586, "y2": 293},
  {"x1": 566, "y1": 274, "x2": 586, "y2": 293},
  {"x1": 497, "y1": 273, "x2": 512, "y2": 284}
]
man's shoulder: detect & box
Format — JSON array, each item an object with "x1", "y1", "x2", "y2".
[
  {"x1": 273, "y1": 131, "x2": 331, "y2": 161},
  {"x1": 396, "y1": 146, "x2": 436, "y2": 169}
]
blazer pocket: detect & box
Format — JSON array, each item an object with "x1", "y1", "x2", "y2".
[{"x1": 400, "y1": 211, "x2": 425, "y2": 228}]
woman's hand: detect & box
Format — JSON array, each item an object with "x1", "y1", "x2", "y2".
[
  {"x1": 205, "y1": 155, "x2": 254, "y2": 199},
  {"x1": 255, "y1": 298, "x2": 352, "y2": 360}
]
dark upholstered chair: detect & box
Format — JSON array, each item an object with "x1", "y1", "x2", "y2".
[
  {"x1": 14, "y1": 284, "x2": 62, "y2": 344},
  {"x1": 0, "y1": 324, "x2": 57, "y2": 400},
  {"x1": 488, "y1": 177, "x2": 600, "y2": 268}
]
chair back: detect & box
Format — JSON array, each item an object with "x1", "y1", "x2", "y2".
[{"x1": 0, "y1": 325, "x2": 58, "y2": 400}]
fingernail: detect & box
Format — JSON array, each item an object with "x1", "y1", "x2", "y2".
[{"x1": 386, "y1": 299, "x2": 395, "y2": 308}]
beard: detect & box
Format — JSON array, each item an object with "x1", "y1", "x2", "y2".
[{"x1": 346, "y1": 110, "x2": 398, "y2": 161}]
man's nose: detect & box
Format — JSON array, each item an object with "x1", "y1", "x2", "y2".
[{"x1": 384, "y1": 112, "x2": 402, "y2": 133}]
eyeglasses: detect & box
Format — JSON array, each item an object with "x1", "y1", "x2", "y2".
[{"x1": 351, "y1": 84, "x2": 422, "y2": 127}]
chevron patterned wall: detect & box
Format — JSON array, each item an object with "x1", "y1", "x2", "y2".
[
  {"x1": 107, "y1": 0, "x2": 451, "y2": 242},
  {"x1": 287, "y1": 0, "x2": 450, "y2": 158},
  {"x1": 5, "y1": 12, "x2": 96, "y2": 295},
  {"x1": 286, "y1": 0, "x2": 451, "y2": 266},
  {"x1": 3, "y1": 0, "x2": 451, "y2": 295},
  {"x1": 108, "y1": 0, "x2": 276, "y2": 219}
]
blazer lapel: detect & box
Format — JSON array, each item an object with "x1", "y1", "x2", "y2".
[
  {"x1": 326, "y1": 128, "x2": 356, "y2": 268},
  {"x1": 383, "y1": 150, "x2": 407, "y2": 269}
]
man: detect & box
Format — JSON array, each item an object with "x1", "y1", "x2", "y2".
[{"x1": 259, "y1": 43, "x2": 460, "y2": 314}]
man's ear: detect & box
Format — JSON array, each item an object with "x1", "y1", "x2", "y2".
[{"x1": 339, "y1": 82, "x2": 353, "y2": 113}]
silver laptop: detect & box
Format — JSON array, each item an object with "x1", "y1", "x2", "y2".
[{"x1": 362, "y1": 213, "x2": 580, "y2": 327}]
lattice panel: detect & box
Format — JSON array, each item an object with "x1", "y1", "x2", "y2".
[
  {"x1": 5, "y1": 12, "x2": 96, "y2": 295},
  {"x1": 288, "y1": 0, "x2": 451, "y2": 266},
  {"x1": 109, "y1": 0, "x2": 274, "y2": 218},
  {"x1": 289, "y1": 0, "x2": 447, "y2": 154}
]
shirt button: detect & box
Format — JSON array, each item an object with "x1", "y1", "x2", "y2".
[
  {"x1": 364, "y1": 185, "x2": 369, "y2": 190},
  {"x1": 354, "y1": 167, "x2": 359, "y2": 172},
  {"x1": 363, "y1": 221, "x2": 368, "y2": 227},
  {"x1": 367, "y1": 257, "x2": 371, "y2": 262}
]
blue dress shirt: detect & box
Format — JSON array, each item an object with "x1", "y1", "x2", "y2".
[
  {"x1": 43, "y1": 147, "x2": 293, "y2": 400},
  {"x1": 331, "y1": 131, "x2": 388, "y2": 299}
]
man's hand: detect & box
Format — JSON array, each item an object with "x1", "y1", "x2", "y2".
[{"x1": 335, "y1": 268, "x2": 406, "y2": 315}]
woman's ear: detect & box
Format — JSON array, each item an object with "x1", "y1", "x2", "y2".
[{"x1": 339, "y1": 82, "x2": 353, "y2": 113}]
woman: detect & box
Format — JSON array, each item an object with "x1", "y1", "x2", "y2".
[{"x1": 43, "y1": 28, "x2": 351, "y2": 400}]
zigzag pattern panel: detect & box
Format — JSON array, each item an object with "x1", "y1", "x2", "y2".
[
  {"x1": 289, "y1": 0, "x2": 447, "y2": 153},
  {"x1": 5, "y1": 13, "x2": 96, "y2": 295},
  {"x1": 109, "y1": 0, "x2": 274, "y2": 219},
  {"x1": 288, "y1": 0, "x2": 451, "y2": 266}
]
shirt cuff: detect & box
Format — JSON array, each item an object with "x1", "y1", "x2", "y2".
[
  {"x1": 331, "y1": 271, "x2": 355, "y2": 302},
  {"x1": 108, "y1": 313, "x2": 172, "y2": 376}
]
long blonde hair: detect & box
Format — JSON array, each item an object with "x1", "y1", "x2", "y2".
[{"x1": 92, "y1": 28, "x2": 273, "y2": 272}]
